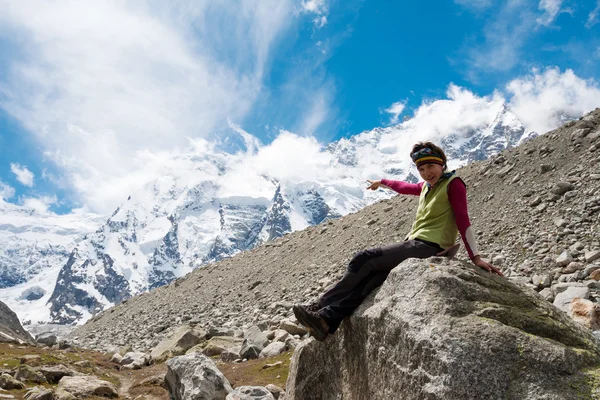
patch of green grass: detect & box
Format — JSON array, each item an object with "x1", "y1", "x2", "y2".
[{"x1": 216, "y1": 351, "x2": 293, "y2": 390}]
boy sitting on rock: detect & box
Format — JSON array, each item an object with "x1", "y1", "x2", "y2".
[{"x1": 293, "y1": 141, "x2": 503, "y2": 341}]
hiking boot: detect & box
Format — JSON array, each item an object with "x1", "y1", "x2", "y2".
[
  {"x1": 293, "y1": 305, "x2": 329, "y2": 342},
  {"x1": 299, "y1": 302, "x2": 321, "y2": 313}
]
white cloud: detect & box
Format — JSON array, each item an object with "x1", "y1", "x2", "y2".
[
  {"x1": 301, "y1": 0, "x2": 328, "y2": 14},
  {"x1": 235, "y1": 130, "x2": 332, "y2": 187},
  {"x1": 314, "y1": 16, "x2": 328, "y2": 28},
  {"x1": 403, "y1": 85, "x2": 504, "y2": 144},
  {"x1": 62, "y1": 67, "x2": 597, "y2": 213},
  {"x1": 454, "y1": 0, "x2": 493, "y2": 11},
  {"x1": 298, "y1": 88, "x2": 333, "y2": 135},
  {"x1": 21, "y1": 195, "x2": 58, "y2": 213},
  {"x1": 0, "y1": 0, "x2": 300, "y2": 214},
  {"x1": 587, "y1": 1, "x2": 600, "y2": 28},
  {"x1": 0, "y1": 180, "x2": 15, "y2": 200},
  {"x1": 384, "y1": 101, "x2": 406, "y2": 125},
  {"x1": 506, "y1": 67, "x2": 600, "y2": 134},
  {"x1": 299, "y1": 0, "x2": 329, "y2": 28},
  {"x1": 10, "y1": 163, "x2": 35, "y2": 187},
  {"x1": 459, "y1": 1, "x2": 571, "y2": 77},
  {"x1": 536, "y1": 0, "x2": 564, "y2": 26}
]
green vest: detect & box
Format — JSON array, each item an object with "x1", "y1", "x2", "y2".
[{"x1": 408, "y1": 174, "x2": 459, "y2": 249}]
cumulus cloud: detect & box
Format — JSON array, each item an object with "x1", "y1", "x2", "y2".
[
  {"x1": 384, "y1": 101, "x2": 406, "y2": 125},
  {"x1": 403, "y1": 85, "x2": 505, "y2": 144},
  {"x1": 299, "y1": 0, "x2": 329, "y2": 28},
  {"x1": 0, "y1": 180, "x2": 15, "y2": 200},
  {"x1": 10, "y1": 163, "x2": 34, "y2": 187},
  {"x1": 506, "y1": 67, "x2": 600, "y2": 134}
]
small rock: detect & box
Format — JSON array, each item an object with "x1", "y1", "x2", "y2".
[
  {"x1": 590, "y1": 270, "x2": 600, "y2": 281},
  {"x1": 261, "y1": 361, "x2": 283, "y2": 370},
  {"x1": 259, "y1": 342, "x2": 286, "y2": 358},
  {"x1": 221, "y1": 348, "x2": 241, "y2": 363},
  {"x1": 278, "y1": 319, "x2": 307, "y2": 336},
  {"x1": 110, "y1": 353, "x2": 122, "y2": 364},
  {"x1": 550, "y1": 182, "x2": 575, "y2": 196},
  {"x1": 531, "y1": 274, "x2": 551, "y2": 288},
  {"x1": 554, "y1": 286, "x2": 590, "y2": 312},
  {"x1": 570, "y1": 298, "x2": 600, "y2": 331},
  {"x1": 37, "y1": 365, "x2": 76, "y2": 384},
  {"x1": 240, "y1": 344, "x2": 262, "y2": 360},
  {"x1": 529, "y1": 197, "x2": 542, "y2": 207},
  {"x1": 120, "y1": 352, "x2": 149, "y2": 367},
  {"x1": 265, "y1": 384, "x2": 285, "y2": 400},
  {"x1": 556, "y1": 251, "x2": 573, "y2": 267},
  {"x1": 273, "y1": 330, "x2": 290, "y2": 342},
  {"x1": 492, "y1": 255, "x2": 505, "y2": 266},
  {"x1": 0, "y1": 374, "x2": 25, "y2": 390},
  {"x1": 571, "y1": 128, "x2": 591, "y2": 141},
  {"x1": 562, "y1": 262, "x2": 584, "y2": 274},
  {"x1": 35, "y1": 332, "x2": 57, "y2": 347},
  {"x1": 23, "y1": 387, "x2": 53, "y2": 400},
  {"x1": 539, "y1": 288, "x2": 554, "y2": 302},
  {"x1": 58, "y1": 376, "x2": 118, "y2": 398},
  {"x1": 583, "y1": 265, "x2": 600, "y2": 279},
  {"x1": 585, "y1": 250, "x2": 600, "y2": 263},
  {"x1": 15, "y1": 365, "x2": 46, "y2": 384},
  {"x1": 553, "y1": 218, "x2": 568, "y2": 228},
  {"x1": 226, "y1": 386, "x2": 275, "y2": 400}
]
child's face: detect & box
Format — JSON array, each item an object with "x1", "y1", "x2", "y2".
[{"x1": 417, "y1": 163, "x2": 444, "y2": 186}]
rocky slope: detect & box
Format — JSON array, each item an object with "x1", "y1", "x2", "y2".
[{"x1": 68, "y1": 108, "x2": 600, "y2": 353}]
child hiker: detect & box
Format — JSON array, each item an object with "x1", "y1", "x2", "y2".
[{"x1": 293, "y1": 141, "x2": 503, "y2": 341}]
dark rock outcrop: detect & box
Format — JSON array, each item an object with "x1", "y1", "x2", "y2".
[
  {"x1": 286, "y1": 257, "x2": 600, "y2": 400},
  {"x1": 0, "y1": 300, "x2": 34, "y2": 345}
]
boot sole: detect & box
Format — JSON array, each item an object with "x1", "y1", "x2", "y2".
[{"x1": 293, "y1": 305, "x2": 328, "y2": 342}]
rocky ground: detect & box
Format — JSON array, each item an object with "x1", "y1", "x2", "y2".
[
  {"x1": 0, "y1": 340, "x2": 293, "y2": 400},
  {"x1": 69, "y1": 108, "x2": 600, "y2": 354}
]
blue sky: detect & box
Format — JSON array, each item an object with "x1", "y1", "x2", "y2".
[{"x1": 0, "y1": 0, "x2": 599, "y2": 215}]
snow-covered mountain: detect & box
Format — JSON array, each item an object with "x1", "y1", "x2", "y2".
[
  {"x1": 0, "y1": 202, "x2": 104, "y2": 324},
  {"x1": 1, "y1": 101, "x2": 537, "y2": 325}
]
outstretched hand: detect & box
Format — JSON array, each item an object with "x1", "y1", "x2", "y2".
[
  {"x1": 366, "y1": 180, "x2": 382, "y2": 190},
  {"x1": 473, "y1": 256, "x2": 504, "y2": 276}
]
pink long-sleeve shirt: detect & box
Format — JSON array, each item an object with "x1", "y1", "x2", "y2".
[{"x1": 380, "y1": 178, "x2": 479, "y2": 259}]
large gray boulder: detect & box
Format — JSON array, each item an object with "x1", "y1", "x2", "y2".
[
  {"x1": 285, "y1": 257, "x2": 600, "y2": 400},
  {"x1": 0, "y1": 301, "x2": 34, "y2": 345},
  {"x1": 165, "y1": 352, "x2": 233, "y2": 400}
]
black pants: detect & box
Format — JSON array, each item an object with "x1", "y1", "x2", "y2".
[{"x1": 316, "y1": 239, "x2": 442, "y2": 333}]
